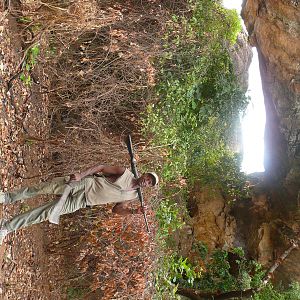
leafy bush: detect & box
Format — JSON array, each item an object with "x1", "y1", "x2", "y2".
[
  {"x1": 188, "y1": 0, "x2": 242, "y2": 45},
  {"x1": 194, "y1": 247, "x2": 265, "y2": 293},
  {"x1": 155, "y1": 199, "x2": 185, "y2": 241},
  {"x1": 154, "y1": 245, "x2": 266, "y2": 299},
  {"x1": 253, "y1": 282, "x2": 300, "y2": 300},
  {"x1": 154, "y1": 254, "x2": 201, "y2": 300},
  {"x1": 142, "y1": 0, "x2": 248, "y2": 198},
  {"x1": 188, "y1": 141, "x2": 249, "y2": 201}
]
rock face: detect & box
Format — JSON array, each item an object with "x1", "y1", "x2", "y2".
[
  {"x1": 190, "y1": 185, "x2": 236, "y2": 252},
  {"x1": 239, "y1": 0, "x2": 300, "y2": 284},
  {"x1": 228, "y1": 30, "x2": 253, "y2": 91},
  {"x1": 242, "y1": 0, "x2": 300, "y2": 186}
]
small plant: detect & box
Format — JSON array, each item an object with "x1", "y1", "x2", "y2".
[
  {"x1": 20, "y1": 44, "x2": 40, "y2": 85},
  {"x1": 155, "y1": 199, "x2": 184, "y2": 241},
  {"x1": 46, "y1": 45, "x2": 57, "y2": 57},
  {"x1": 66, "y1": 286, "x2": 90, "y2": 300},
  {"x1": 154, "y1": 254, "x2": 201, "y2": 300},
  {"x1": 17, "y1": 16, "x2": 42, "y2": 32},
  {"x1": 19, "y1": 203, "x2": 31, "y2": 213},
  {"x1": 17, "y1": 16, "x2": 32, "y2": 23}
]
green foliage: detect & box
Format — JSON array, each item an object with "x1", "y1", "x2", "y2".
[
  {"x1": 155, "y1": 198, "x2": 185, "y2": 242},
  {"x1": 188, "y1": 142, "x2": 249, "y2": 201},
  {"x1": 66, "y1": 286, "x2": 90, "y2": 300},
  {"x1": 142, "y1": 0, "x2": 248, "y2": 201},
  {"x1": 20, "y1": 44, "x2": 40, "y2": 85},
  {"x1": 194, "y1": 248, "x2": 265, "y2": 293},
  {"x1": 253, "y1": 282, "x2": 300, "y2": 300},
  {"x1": 17, "y1": 16, "x2": 42, "y2": 32},
  {"x1": 154, "y1": 245, "x2": 266, "y2": 299},
  {"x1": 170, "y1": 256, "x2": 201, "y2": 286},
  {"x1": 192, "y1": 241, "x2": 209, "y2": 260},
  {"x1": 187, "y1": 0, "x2": 242, "y2": 45},
  {"x1": 154, "y1": 254, "x2": 201, "y2": 300},
  {"x1": 17, "y1": 16, "x2": 32, "y2": 23},
  {"x1": 148, "y1": 1, "x2": 250, "y2": 298},
  {"x1": 153, "y1": 197, "x2": 190, "y2": 298}
]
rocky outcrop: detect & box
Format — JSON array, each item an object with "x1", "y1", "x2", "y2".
[
  {"x1": 238, "y1": 0, "x2": 300, "y2": 284},
  {"x1": 228, "y1": 31, "x2": 253, "y2": 91},
  {"x1": 242, "y1": 0, "x2": 300, "y2": 187},
  {"x1": 190, "y1": 185, "x2": 236, "y2": 252}
]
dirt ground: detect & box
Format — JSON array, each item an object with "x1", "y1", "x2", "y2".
[
  {"x1": 0, "y1": 0, "x2": 166, "y2": 298},
  {"x1": 0, "y1": 4, "x2": 67, "y2": 299}
]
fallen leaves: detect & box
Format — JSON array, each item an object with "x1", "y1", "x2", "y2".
[
  {"x1": 74, "y1": 208, "x2": 156, "y2": 299},
  {"x1": 0, "y1": 9, "x2": 52, "y2": 300}
]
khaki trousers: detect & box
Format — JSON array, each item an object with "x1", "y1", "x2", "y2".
[{"x1": 4, "y1": 177, "x2": 87, "y2": 233}]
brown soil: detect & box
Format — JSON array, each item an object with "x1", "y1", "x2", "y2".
[{"x1": 0, "y1": 5, "x2": 64, "y2": 298}]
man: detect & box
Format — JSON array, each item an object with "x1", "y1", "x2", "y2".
[{"x1": 0, "y1": 164, "x2": 158, "y2": 245}]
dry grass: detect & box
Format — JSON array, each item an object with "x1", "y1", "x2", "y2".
[
  {"x1": 11, "y1": 0, "x2": 177, "y2": 298},
  {"x1": 15, "y1": 0, "x2": 171, "y2": 177}
]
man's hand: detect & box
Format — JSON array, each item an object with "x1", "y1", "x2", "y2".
[
  {"x1": 135, "y1": 206, "x2": 145, "y2": 214},
  {"x1": 112, "y1": 202, "x2": 147, "y2": 215},
  {"x1": 69, "y1": 172, "x2": 81, "y2": 182}
]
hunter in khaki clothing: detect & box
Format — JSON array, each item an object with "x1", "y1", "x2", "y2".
[{"x1": 0, "y1": 165, "x2": 158, "y2": 245}]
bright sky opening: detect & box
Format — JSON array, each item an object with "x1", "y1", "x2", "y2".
[{"x1": 222, "y1": 0, "x2": 266, "y2": 174}]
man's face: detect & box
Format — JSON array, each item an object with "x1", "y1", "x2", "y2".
[{"x1": 138, "y1": 173, "x2": 155, "y2": 187}]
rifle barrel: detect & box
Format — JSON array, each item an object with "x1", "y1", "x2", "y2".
[{"x1": 126, "y1": 135, "x2": 150, "y2": 233}]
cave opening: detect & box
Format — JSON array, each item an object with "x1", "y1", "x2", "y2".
[{"x1": 223, "y1": 0, "x2": 266, "y2": 174}]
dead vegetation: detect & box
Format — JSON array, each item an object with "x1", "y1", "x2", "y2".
[
  {"x1": 2, "y1": 0, "x2": 179, "y2": 298},
  {"x1": 16, "y1": 0, "x2": 170, "y2": 175}
]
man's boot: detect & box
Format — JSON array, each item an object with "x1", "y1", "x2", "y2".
[
  {"x1": 0, "y1": 219, "x2": 8, "y2": 245},
  {"x1": 0, "y1": 191, "x2": 5, "y2": 203}
]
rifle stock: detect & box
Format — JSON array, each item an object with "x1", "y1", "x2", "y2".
[{"x1": 126, "y1": 135, "x2": 150, "y2": 233}]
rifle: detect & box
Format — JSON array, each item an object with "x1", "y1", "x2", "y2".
[{"x1": 126, "y1": 134, "x2": 150, "y2": 233}]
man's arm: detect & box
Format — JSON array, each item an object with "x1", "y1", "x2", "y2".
[
  {"x1": 112, "y1": 202, "x2": 143, "y2": 215},
  {"x1": 71, "y1": 165, "x2": 126, "y2": 181}
]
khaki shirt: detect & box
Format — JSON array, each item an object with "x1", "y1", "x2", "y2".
[{"x1": 84, "y1": 169, "x2": 138, "y2": 206}]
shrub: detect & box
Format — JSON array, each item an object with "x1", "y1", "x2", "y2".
[
  {"x1": 145, "y1": 1, "x2": 251, "y2": 298},
  {"x1": 194, "y1": 248, "x2": 265, "y2": 293},
  {"x1": 154, "y1": 254, "x2": 201, "y2": 300},
  {"x1": 142, "y1": 0, "x2": 248, "y2": 195},
  {"x1": 155, "y1": 199, "x2": 185, "y2": 241},
  {"x1": 253, "y1": 282, "x2": 300, "y2": 300}
]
